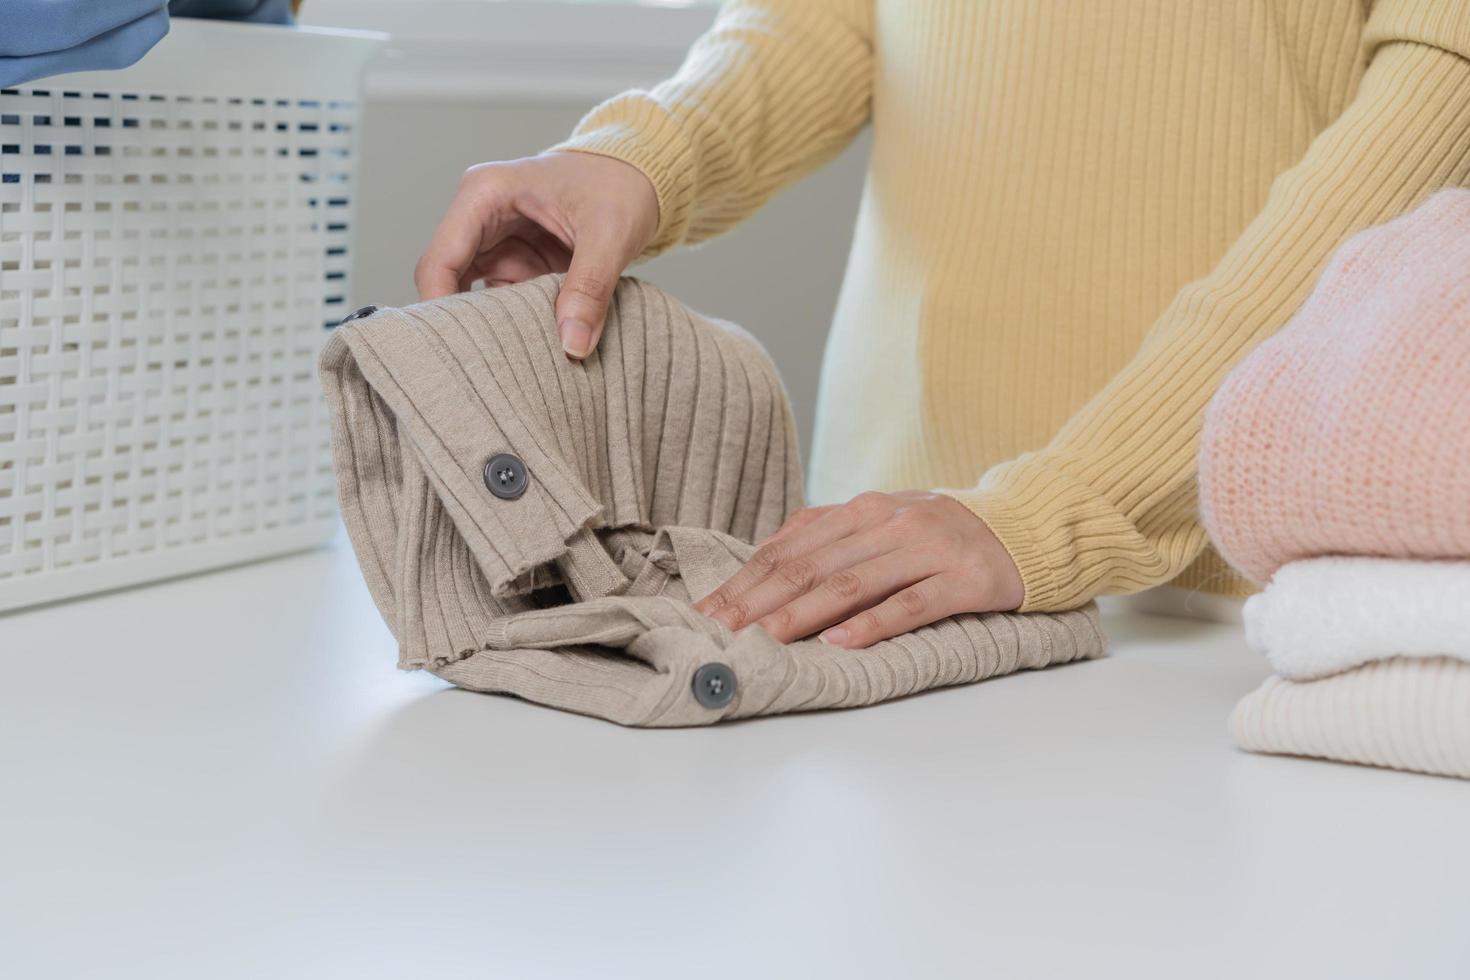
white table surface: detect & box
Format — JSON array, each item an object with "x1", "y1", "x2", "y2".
[{"x1": 2, "y1": 534, "x2": 1467, "y2": 980}]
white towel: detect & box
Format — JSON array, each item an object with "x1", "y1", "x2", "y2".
[{"x1": 1244, "y1": 557, "x2": 1470, "y2": 681}]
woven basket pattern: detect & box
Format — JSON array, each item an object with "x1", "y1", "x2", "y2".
[{"x1": 0, "y1": 80, "x2": 359, "y2": 608}]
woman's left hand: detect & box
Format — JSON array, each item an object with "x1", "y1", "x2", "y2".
[{"x1": 693, "y1": 491, "x2": 1025, "y2": 648}]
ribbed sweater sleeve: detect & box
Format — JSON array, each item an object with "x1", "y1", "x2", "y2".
[
  {"x1": 549, "y1": 0, "x2": 874, "y2": 254},
  {"x1": 944, "y1": 30, "x2": 1470, "y2": 612}
]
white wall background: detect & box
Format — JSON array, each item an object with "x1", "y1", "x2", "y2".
[{"x1": 301, "y1": 0, "x2": 870, "y2": 452}]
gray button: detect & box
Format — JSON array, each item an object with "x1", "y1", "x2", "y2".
[
  {"x1": 483, "y1": 452, "x2": 528, "y2": 500},
  {"x1": 341, "y1": 304, "x2": 378, "y2": 324},
  {"x1": 692, "y1": 662, "x2": 737, "y2": 709}
]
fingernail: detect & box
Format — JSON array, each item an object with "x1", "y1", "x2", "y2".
[
  {"x1": 560, "y1": 318, "x2": 592, "y2": 359},
  {"x1": 819, "y1": 627, "x2": 848, "y2": 647}
]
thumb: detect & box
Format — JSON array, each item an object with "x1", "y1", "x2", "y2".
[{"x1": 555, "y1": 225, "x2": 629, "y2": 360}]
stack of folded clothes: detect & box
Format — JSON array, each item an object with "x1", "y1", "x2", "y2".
[{"x1": 1199, "y1": 188, "x2": 1470, "y2": 779}]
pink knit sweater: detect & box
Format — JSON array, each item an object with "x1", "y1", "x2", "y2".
[{"x1": 1199, "y1": 189, "x2": 1470, "y2": 585}]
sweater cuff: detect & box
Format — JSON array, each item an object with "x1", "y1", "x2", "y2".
[
  {"x1": 550, "y1": 95, "x2": 699, "y2": 256},
  {"x1": 938, "y1": 486, "x2": 1068, "y2": 614},
  {"x1": 1365, "y1": 0, "x2": 1470, "y2": 61}
]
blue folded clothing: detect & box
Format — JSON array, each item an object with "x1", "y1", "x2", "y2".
[
  {"x1": 167, "y1": 0, "x2": 294, "y2": 25},
  {"x1": 0, "y1": 3, "x2": 169, "y2": 88},
  {"x1": 0, "y1": 0, "x2": 295, "y2": 90},
  {"x1": 0, "y1": 0, "x2": 167, "y2": 57}
]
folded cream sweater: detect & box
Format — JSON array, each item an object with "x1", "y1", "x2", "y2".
[
  {"x1": 319, "y1": 276, "x2": 1104, "y2": 727},
  {"x1": 1231, "y1": 658, "x2": 1470, "y2": 781}
]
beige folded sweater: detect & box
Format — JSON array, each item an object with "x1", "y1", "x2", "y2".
[
  {"x1": 1231, "y1": 657, "x2": 1470, "y2": 781},
  {"x1": 318, "y1": 275, "x2": 1104, "y2": 726}
]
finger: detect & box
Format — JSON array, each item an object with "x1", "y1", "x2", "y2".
[
  {"x1": 756, "y1": 544, "x2": 948, "y2": 643},
  {"x1": 463, "y1": 237, "x2": 554, "y2": 291},
  {"x1": 415, "y1": 182, "x2": 509, "y2": 301},
  {"x1": 756, "y1": 505, "x2": 836, "y2": 547},
  {"x1": 515, "y1": 220, "x2": 575, "y2": 273},
  {"x1": 712, "y1": 525, "x2": 901, "y2": 636},
  {"x1": 554, "y1": 221, "x2": 635, "y2": 359},
  {"x1": 693, "y1": 498, "x2": 879, "y2": 617},
  {"x1": 464, "y1": 221, "x2": 571, "y2": 290},
  {"x1": 820, "y1": 572, "x2": 973, "y2": 649}
]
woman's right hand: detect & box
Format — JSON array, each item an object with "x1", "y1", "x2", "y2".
[{"x1": 414, "y1": 151, "x2": 659, "y2": 359}]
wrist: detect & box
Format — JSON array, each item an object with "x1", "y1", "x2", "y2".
[
  {"x1": 549, "y1": 99, "x2": 697, "y2": 253},
  {"x1": 938, "y1": 487, "x2": 1060, "y2": 613}
]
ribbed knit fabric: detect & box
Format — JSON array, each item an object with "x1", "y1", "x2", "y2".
[
  {"x1": 1231, "y1": 658, "x2": 1470, "y2": 780},
  {"x1": 319, "y1": 276, "x2": 1104, "y2": 727},
  {"x1": 1199, "y1": 189, "x2": 1470, "y2": 584},
  {"x1": 553, "y1": 0, "x2": 1470, "y2": 612}
]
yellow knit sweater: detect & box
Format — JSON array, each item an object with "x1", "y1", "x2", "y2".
[{"x1": 555, "y1": 0, "x2": 1470, "y2": 612}]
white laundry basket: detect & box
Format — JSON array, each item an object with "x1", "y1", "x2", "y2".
[{"x1": 0, "y1": 20, "x2": 385, "y2": 612}]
